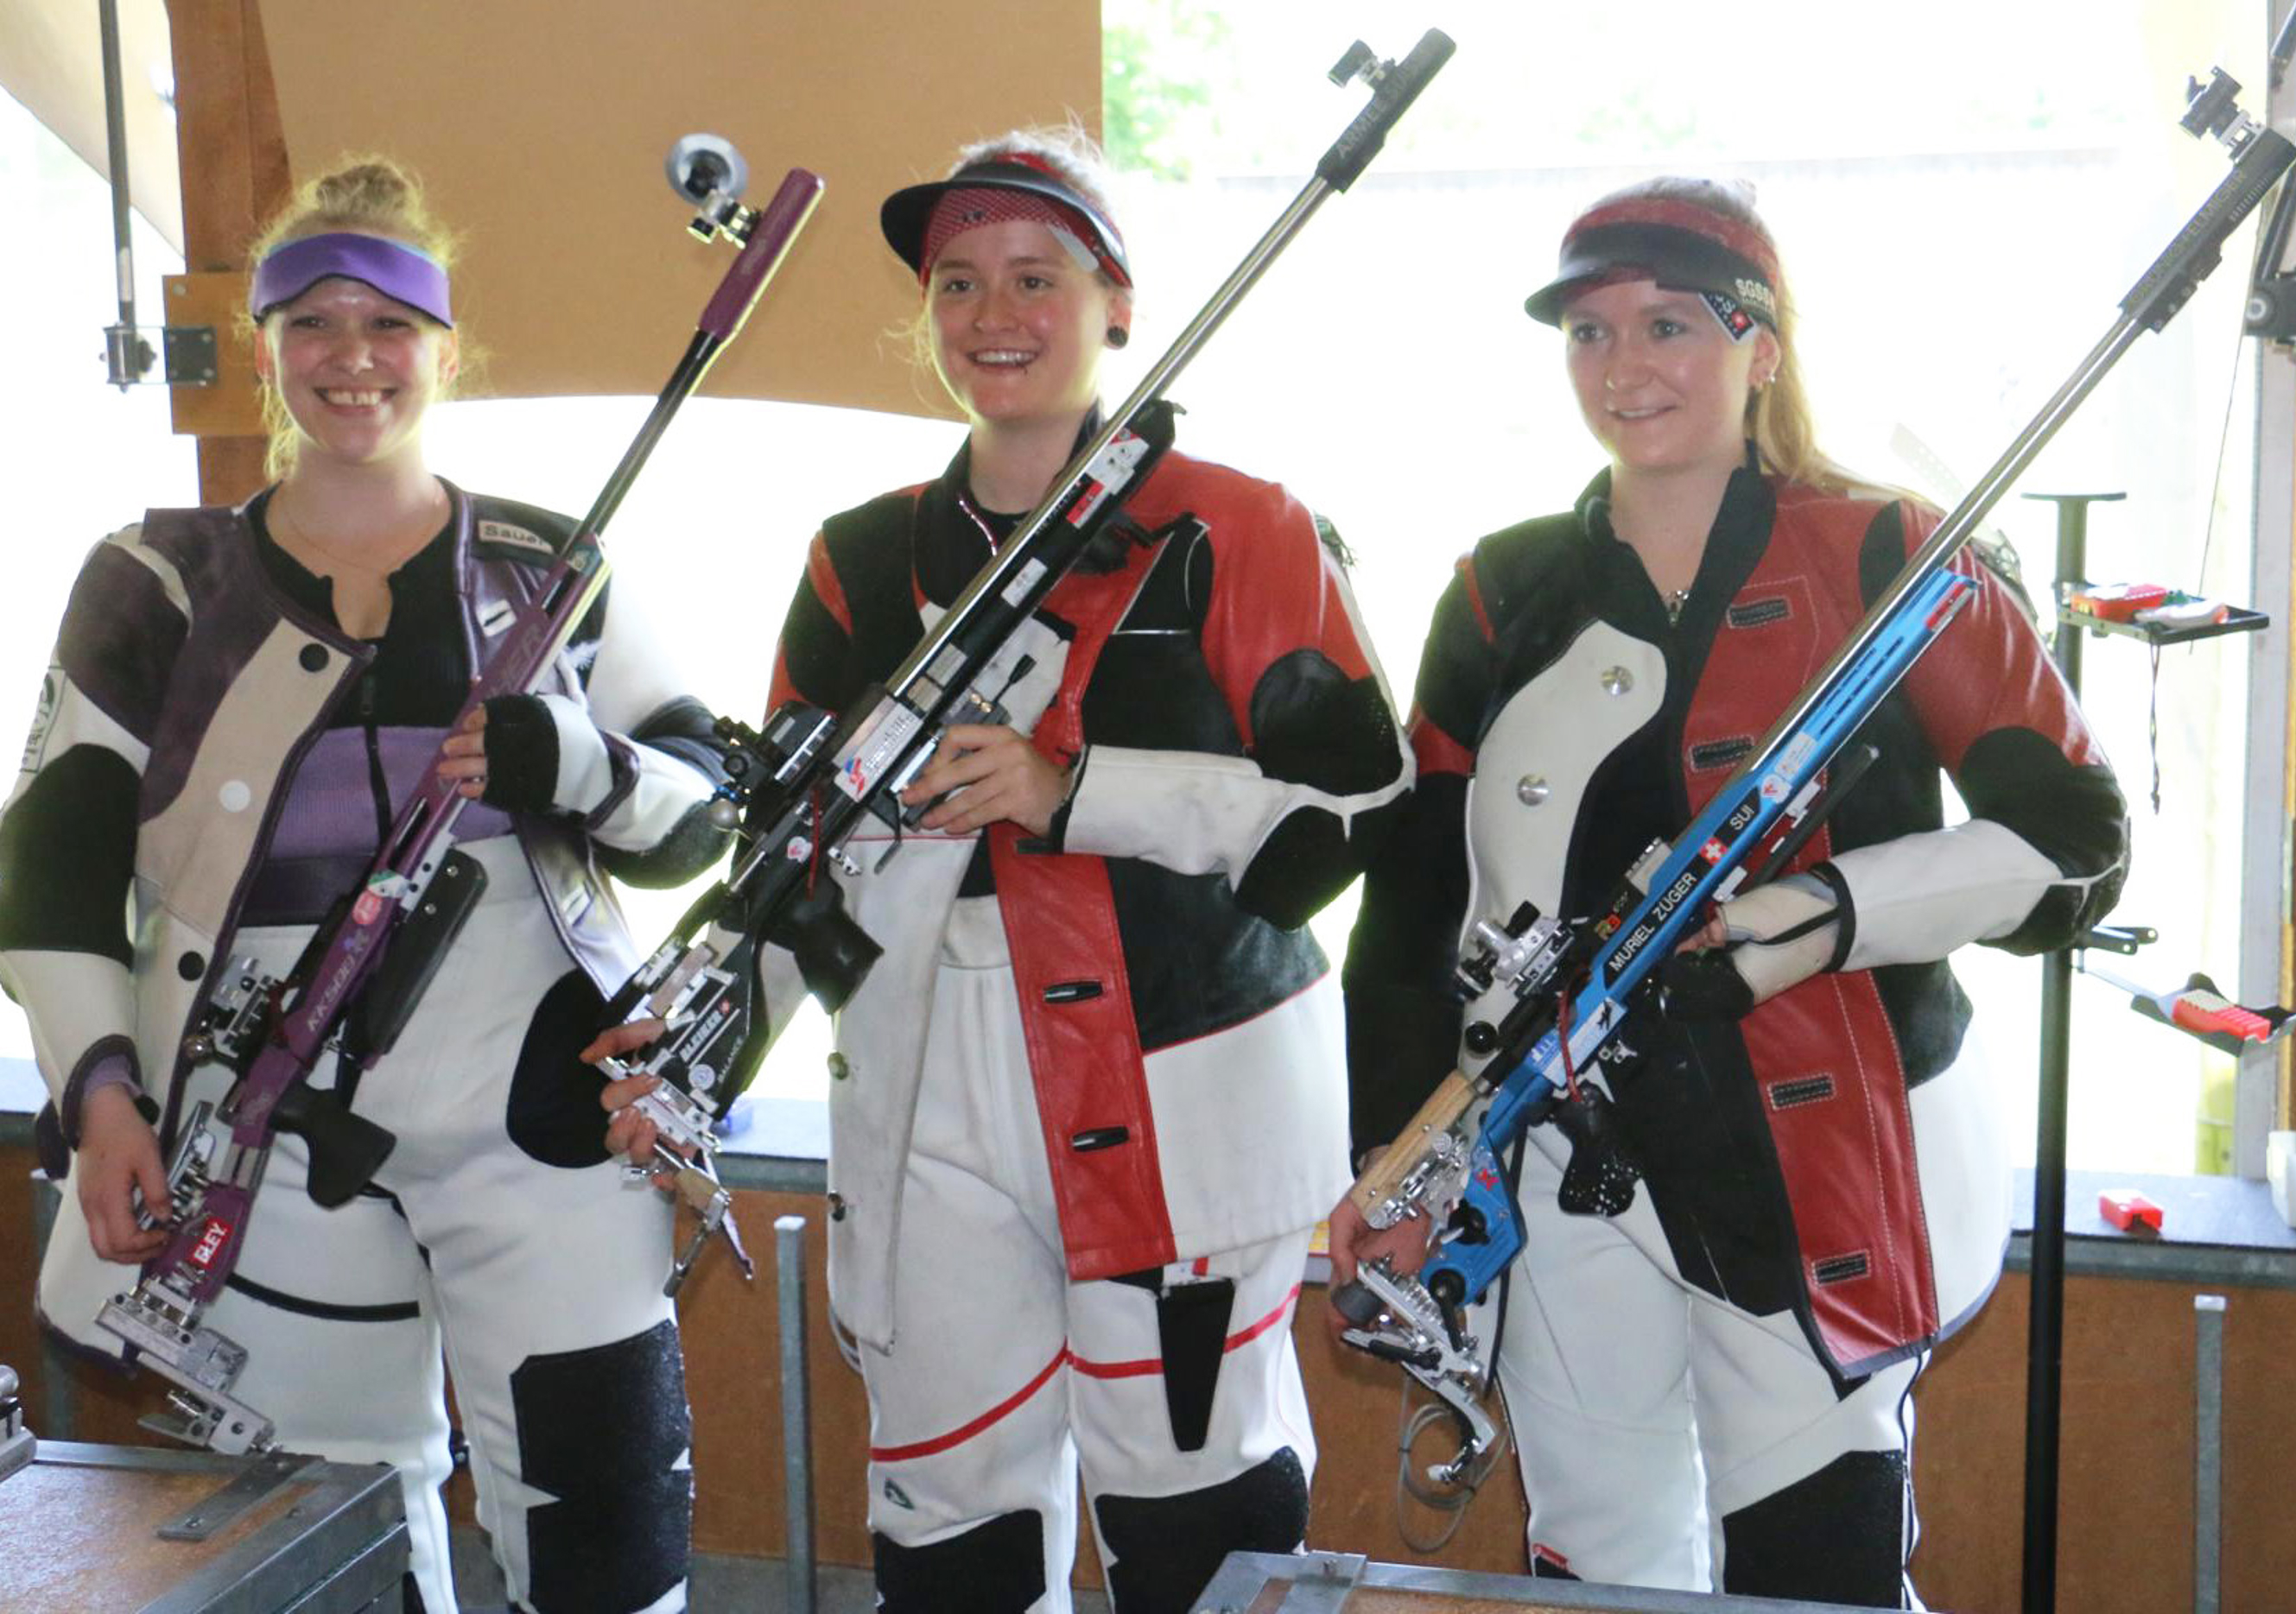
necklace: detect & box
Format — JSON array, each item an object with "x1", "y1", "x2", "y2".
[
  {"x1": 270, "y1": 484, "x2": 445, "y2": 578},
  {"x1": 1664, "y1": 585, "x2": 1692, "y2": 624}
]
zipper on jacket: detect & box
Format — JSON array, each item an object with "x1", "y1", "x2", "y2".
[{"x1": 359, "y1": 668, "x2": 391, "y2": 846}]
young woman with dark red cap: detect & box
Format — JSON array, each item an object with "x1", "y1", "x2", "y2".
[
  {"x1": 607, "y1": 128, "x2": 1410, "y2": 1613},
  {"x1": 5, "y1": 157, "x2": 726, "y2": 1613},
  {"x1": 1329, "y1": 177, "x2": 2128, "y2": 1605}
]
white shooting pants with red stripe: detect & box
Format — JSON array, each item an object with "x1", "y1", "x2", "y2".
[{"x1": 852, "y1": 897, "x2": 1316, "y2": 1612}]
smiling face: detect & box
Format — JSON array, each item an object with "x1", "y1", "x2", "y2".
[
  {"x1": 925, "y1": 218, "x2": 1125, "y2": 435},
  {"x1": 1560, "y1": 278, "x2": 1776, "y2": 484},
  {"x1": 254, "y1": 267, "x2": 458, "y2": 472}
]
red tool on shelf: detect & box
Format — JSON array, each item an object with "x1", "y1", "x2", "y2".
[
  {"x1": 2098, "y1": 1189, "x2": 2165, "y2": 1234},
  {"x1": 2080, "y1": 965, "x2": 2294, "y2": 1057}
]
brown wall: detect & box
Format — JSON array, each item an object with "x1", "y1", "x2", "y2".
[
  {"x1": 158, "y1": 0, "x2": 1098, "y2": 501},
  {"x1": 251, "y1": 0, "x2": 1099, "y2": 416},
  {"x1": 7, "y1": 1156, "x2": 2289, "y2": 1611}
]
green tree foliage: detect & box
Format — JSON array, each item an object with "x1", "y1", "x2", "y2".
[{"x1": 1103, "y1": 0, "x2": 1233, "y2": 178}]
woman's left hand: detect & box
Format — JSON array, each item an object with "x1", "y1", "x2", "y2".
[
  {"x1": 436, "y1": 705, "x2": 490, "y2": 799},
  {"x1": 899, "y1": 724, "x2": 1069, "y2": 837}
]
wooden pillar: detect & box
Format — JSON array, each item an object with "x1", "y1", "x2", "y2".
[{"x1": 163, "y1": 0, "x2": 288, "y2": 506}]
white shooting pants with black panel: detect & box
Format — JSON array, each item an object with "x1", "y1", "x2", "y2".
[
  {"x1": 182, "y1": 839, "x2": 685, "y2": 1614},
  {"x1": 1495, "y1": 1107, "x2": 1925, "y2": 1606},
  {"x1": 853, "y1": 897, "x2": 1316, "y2": 1614}
]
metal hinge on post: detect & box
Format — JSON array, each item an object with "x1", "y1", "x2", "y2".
[
  {"x1": 97, "y1": 0, "x2": 217, "y2": 396},
  {"x1": 105, "y1": 320, "x2": 219, "y2": 389}
]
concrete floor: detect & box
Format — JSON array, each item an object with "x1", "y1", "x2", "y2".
[{"x1": 450, "y1": 1529, "x2": 1113, "y2": 1612}]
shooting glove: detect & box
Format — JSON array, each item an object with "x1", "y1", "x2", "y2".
[
  {"x1": 1661, "y1": 872, "x2": 1843, "y2": 1021},
  {"x1": 1664, "y1": 819, "x2": 2074, "y2": 1021},
  {"x1": 479, "y1": 693, "x2": 616, "y2": 817}
]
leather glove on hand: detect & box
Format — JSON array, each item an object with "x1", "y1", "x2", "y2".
[{"x1": 1661, "y1": 872, "x2": 1843, "y2": 1021}]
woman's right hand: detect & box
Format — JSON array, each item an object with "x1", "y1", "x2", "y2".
[
  {"x1": 77, "y1": 1084, "x2": 171, "y2": 1264},
  {"x1": 582, "y1": 1018, "x2": 686, "y2": 1190}
]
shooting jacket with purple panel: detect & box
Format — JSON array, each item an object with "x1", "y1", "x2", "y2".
[{"x1": 0, "y1": 487, "x2": 726, "y2": 1156}]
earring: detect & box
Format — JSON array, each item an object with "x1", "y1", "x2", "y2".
[{"x1": 1106, "y1": 325, "x2": 1130, "y2": 350}]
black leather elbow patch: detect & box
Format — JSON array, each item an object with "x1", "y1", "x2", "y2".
[
  {"x1": 1957, "y1": 727, "x2": 2128, "y2": 953},
  {"x1": 0, "y1": 744, "x2": 139, "y2": 963},
  {"x1": 1348, "y1": 773, "x2": 1471, "y2": 994},
  {"x1": 1234, "y1": 811, "x2": 1354, "y2": 930},
  {"x1": 631, "y1": 694, "x2": 734, "y2": 788},
  {"x1": 596, "y1": 800, "x2": 731, "y2": 890},
  {"x1": 1249, "y1": 652, "x2": 1402, "y2": 796}
]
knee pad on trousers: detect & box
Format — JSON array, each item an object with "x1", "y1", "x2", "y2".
[
  {"x1": 512, "y1": 1318, "x2": 692, "y2": 1612},
  {"x1": 1094, "y1": 1446, "x2": 1309, "y2": 1614},
  {"x1": 1722, "y1": 1447, "x2": 1907, "y2": 1608},
  {"x1": 1530, "y1": 1543, "x2": 1582, "y2": 1579},
  {"x1": 873, "y1": 1510, "x2": 1046, "y2": 1613}
]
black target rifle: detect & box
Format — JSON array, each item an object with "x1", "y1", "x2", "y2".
[
  {"x1": 592, "y1": 30, "x2": 1456, "y2": 1294},
  {"x1": 98, "y1": 150, "x2": 824, "y2": 1454},
  {"x1": 1331, "y1": 66, "x2": 2293, "y2": 1489}
]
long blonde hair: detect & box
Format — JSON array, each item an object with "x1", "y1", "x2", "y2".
[
  {"x1": 246, "y1": 156, "x2": 465, "y2": 478},
  {"x1": 1586, "y1": 176, "x2": 1870, "y2": 498}
]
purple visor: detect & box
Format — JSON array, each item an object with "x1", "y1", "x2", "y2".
[{"x1": 251, "y1": 232, "x2": 453, "y2": 327}]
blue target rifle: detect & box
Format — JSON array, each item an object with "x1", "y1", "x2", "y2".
[{"x1": 1332, "y1": 66, "x2": 2295, "y2": 1484}]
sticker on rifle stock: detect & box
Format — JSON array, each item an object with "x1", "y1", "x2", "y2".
[
  {"x1": 187, "y1": 1215, "x2": 233, "y2": 1269},
  {"x1": 353, "y1": 872, "x2": 405, "y2": 927},
  {"x1": 835, "y1": 703, "x2": 923, "y2": 799},
  {"x1": 999, "y1": 558, "x2": 1050, "y2": 608}
]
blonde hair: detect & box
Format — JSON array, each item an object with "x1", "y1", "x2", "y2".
[
  {"x1": 1582, "y1": 176, "x2": 1871, "y2": 498},
  {"x1": 897, "y1": 124, "x2": 1130, "y2": 391},
  {"x1": 246, "y1": 156, "x2": 466, "y2": 478},
  {"x1": 948, "y1": 123, "x2": 1122, "y2": 233}
]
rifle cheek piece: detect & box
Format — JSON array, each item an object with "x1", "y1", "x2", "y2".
[{"x1": 769, "y1": 879, "x2": 881, "y2": 1013}]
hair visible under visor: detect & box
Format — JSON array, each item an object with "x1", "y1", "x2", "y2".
[
  {"x1": 881, "y1": 137, "x2": 1131, "y2": 288},
  {"x1": 1525, "y1": 180, "x2": 1779, "y2": 331},
  {"x1": 1532, "y1": 176, "x2": 1866, "y2": 495}
]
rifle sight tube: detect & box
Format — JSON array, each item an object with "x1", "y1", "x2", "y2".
[
  {"x1": 2122, "y1": 126, "x2": 2296, "y2": 330},
  {"x1": 1317, "y1": 29, "x2": 1456, "y2": 193},
  {"x1": 1711, "y1": 91, "x2": 2293, "y2": 838},
  {"x1": 701, "y1": 168, "x2": 826, "y2": 342}
]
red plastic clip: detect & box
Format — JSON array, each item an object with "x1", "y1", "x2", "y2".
[
  {"x1": 2170, "y1": 987, "x2": 2273, "y2": 1042},
  {"x1": 2099, "y1": 1189, "x2": 2163, "y2": 1233}
]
